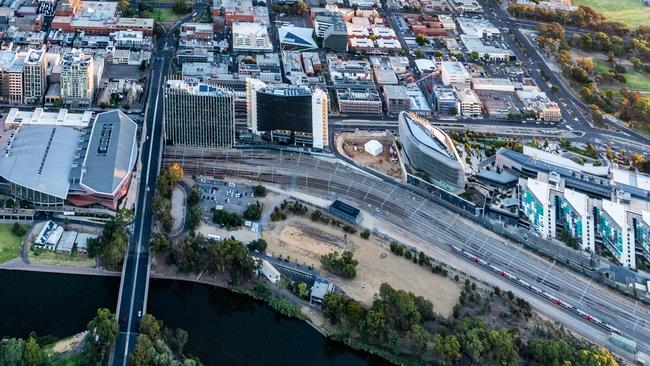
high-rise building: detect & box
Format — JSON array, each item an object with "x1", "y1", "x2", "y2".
[
  {"x1": 60, "y1": 49, "x2": 94, "y2": 107},
  {"x1": 397, "y1": 112, "x2": 466, "y2": 192},
  {"x1": 246, "y1": 79, "x2": 328, "y2": 149},
  {"x1": 23, "y1": 48, "x2": 48, "y2": 103},
  {"x1": 164, "y1": 80, "x2": 235, "y2": 148}
]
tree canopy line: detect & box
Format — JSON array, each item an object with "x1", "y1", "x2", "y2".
[
  {"x1": 166, "y1": 235, "x2": 256, "y2": 284},
  {"x1": 87, "y1": 208, "x2": 133, "y2": 269},
  {"x1": 130, "y1": 314, "x2": 200, "y2": 366},
  {"x1": 152, "y1": 163, "x2": 184, "y2": 234},
  {"x1": 322, "y1": 280, "x2": 619, "y2": 366}
]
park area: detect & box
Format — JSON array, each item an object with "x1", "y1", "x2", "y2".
[
  {"x1": 573, "y1": 0, "x2": 650, "y2": 28},
  {"x1": 594, "y1": 59, "x2": 650, "y2": 89},
  {"x1": 0, "y1": 223, "x2": 27, "y2": 263},
  {"x1": 264, "y1": 216, "x2": 461, "y2": 317}
]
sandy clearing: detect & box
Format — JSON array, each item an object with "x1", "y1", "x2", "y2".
[{"x1": 265, "y1": 216, "x2": 460, "y2": 317}]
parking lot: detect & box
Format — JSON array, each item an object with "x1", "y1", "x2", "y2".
[{"x1": 196, "y1": 178, "x2": 258, "y2": 221}]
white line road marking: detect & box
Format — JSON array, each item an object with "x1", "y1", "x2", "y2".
[{"x1": 122, "y1": 58, "x2": 164, "y2": 366}]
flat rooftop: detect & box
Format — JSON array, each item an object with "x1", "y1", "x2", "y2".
[{"x1": 3, "y1": 108, "x2": 93, "y2": 129}]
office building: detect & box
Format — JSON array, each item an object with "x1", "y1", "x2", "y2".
[
  {"x1": 440, "y1": 61, "x2": 470, "y2": 86},
  {"x1": 454, "y1": 85, "x2": 482, "y2": 117},
  {"x1": 164, "y1": 80, "x2": 235, "y2": 148},
  {"x1": 398, "y1": 112, "x2": 466, "y2": 192},
  {"x1": 382, "y1": 85, "x2": 410, "y2": 115},
  {"x1": 246, "y1": 80, "x2": 328, "y2": 149},
  {"x1": 23, "y1": 48, "x2": 48, "y2": 103},
  {"x1": 60, "y1": 49, "x2": 94, "y2": 107},
  {"x1": 432, "y1": 86, "x2": 460, "y2": 115},
  {"x1": 313, "y1": 10, "x2": 348, "y2": 52},
  {"x1": 232, "y1": 22, "x2": 273, "y2": 52},
  {"x1": 335, "y1": 87, "x2": 383, "y2": 115}
]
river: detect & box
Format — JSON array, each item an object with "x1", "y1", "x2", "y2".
[{"x1": 0, "y1": 270, "x2": 391, "y2": 366}]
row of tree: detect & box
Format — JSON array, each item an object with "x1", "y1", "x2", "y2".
[
  {"x1": 167, "y1": 235, "x2": 256, "y2": 284},
  {"x1": 153, "y1": 163, "x2": 184, "y2": 233},
  {"x1": 131, "y1": 314, "x2": 199, "y2": 366},
  {"x1": 87, "y1": 208, "x2": 134, "y2": 269},
  {"x1": 508, "y1": 3, "x2": 628, "y2": 36},
  {"x1": 324, "y1": 279, "x2": 619, "y2": 365}
]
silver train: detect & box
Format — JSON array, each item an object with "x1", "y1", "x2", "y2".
[{"x1": 450, "y1": 244, "x2": 622, "y2": 335}]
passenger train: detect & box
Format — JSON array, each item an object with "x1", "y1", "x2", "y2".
[{"x1": 450, "y1": 244, "x2": 622, "y2": 335}]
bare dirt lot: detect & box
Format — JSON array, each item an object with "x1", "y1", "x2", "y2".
[
  {"x1": 337, "y1": 132, "x2": 404, "y2": 180},
  {"x1": 265, "y1": 216, "x2": 460, "y2": 317}
]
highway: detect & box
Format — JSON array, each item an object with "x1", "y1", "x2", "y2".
[
  {"x1": 163, "y1": 146, "x2": 650, "y2": 359},
  {"x1": 111, "y1": 24, "x2": 175, "y2": 366}
]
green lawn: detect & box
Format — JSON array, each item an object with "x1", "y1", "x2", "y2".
[
  {"x1": 144, "y1": 8, "x2": 186, "y2": 22},
  {"x1": 0, "y1": 224, "x2": 26, "y2": 264},
  {"x1": 572, "y1": 0, "x2": 650, "y2": 28},
  {"x1": 593, "y1": 59, "x2": 650, "y2": 92}
]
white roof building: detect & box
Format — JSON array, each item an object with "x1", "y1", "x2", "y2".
[
  {"x1": 364, "y1": 139, "x2": 383, "y2": 156},
  {"x1": 3, "y1": 108, "x2": 93, "y2": 130},
  {"x1": 457, "y1": 17, "x2": 500, "y2": 38},
  {"x1": 440, "y1": 61, "x2": 470, "y2": 86},
  {"x1": 232, "y1": 22, "x2": 273, "y2": 52},
  {"x1": 260, "y1": 260, "x2": 281, "y2": 284}
]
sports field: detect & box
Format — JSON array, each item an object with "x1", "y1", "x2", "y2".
[{"x1": 572, "y1": 0, "x2": 650, "y2": 28}]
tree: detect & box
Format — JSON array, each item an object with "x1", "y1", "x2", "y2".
[
  {"x1": 296, "y1": 282, "x2": 309, "y2": 299},
  {"x1": 139, "y1": 314, "x2": 161, "y2": 339},
  {"x1": 102, "y1": 231, "x2": 127, "y2": 268},
  {"x1": 172, "y1": 328, "x2": 188, "y2": 355},
  {"x1": 415, "y1": 34, "x2": 429, "y2": 46},
  {"x1": 413, "y1": 50, "x2": 424, "y2": 58},
  {"x1": 166, "y1": 163, "x2": 184, "y2": 186},
  {"x1": 188, "y1": 187, "x2": 200, "y2": 206},
  {"x1": 408, "y1": 324, "x2": 429, "y2": 354},
  {"x1": 22, "y1": 336, "x2": 42, "y2": 366},
  {"x1": 87, "y1": 308, "x2": 119, "y2": 348},
  {"x1": 360, "y1": 228, "x2": 370, "y2": 239},
  {"x1": 11, "y1": 222, "x2": 27, "y2": 237},
  {"x1": 213, "y1": 209, "x2": 244, "y2": 229},
  {"x1": 248, "y1": 239, "x2": 267, "y2": 252},
  {"x1": 172, "y1": 0, "x2": 190, "y2": 14},
  {"x1": 320, "y1": 251, "x2": 358, "y2": 279},
  {"x1": 252, "y1": 185, "x2": 267, "y2": 197},
  {"x1": 187, "y1": 206, "x2": 203, "y2": 231},
  {"x1": 243, "y1": 202, "x2": 263, "y2": 221},
  {"x1": 150, "y1": 233, "x2": 170, "y2": 254},
  {"x1": 130, "y1": 334, "x2": 153, "y2": 366},
  {"x1": 433, "y1": 334, "x2": 461, "y2": 365},
  {"x1": 364, "y1": 310, "x2": 387, "y2": 344},
  {"x1": 0, "y1": 338, "x2": 25, "y2": 365}
]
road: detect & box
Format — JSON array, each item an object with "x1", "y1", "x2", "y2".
[
  {"x1": 163, "y1": 147, "x2": 650, "y2": 360},
  {"x1": 111, "y1": 23, "x2": 176, "y2": 366}
]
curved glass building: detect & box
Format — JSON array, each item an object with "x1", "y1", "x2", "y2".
[{"x1": 398, "y1": 112, "x2": 466, "y2": 192}]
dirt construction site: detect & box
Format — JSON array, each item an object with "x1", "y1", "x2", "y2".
[
  {"x1": 264, "y1": 215, "x2": 460, "y2": 317},
  {"x1": 336, "y1": 131, "x2": 405, "y2": 180}
]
